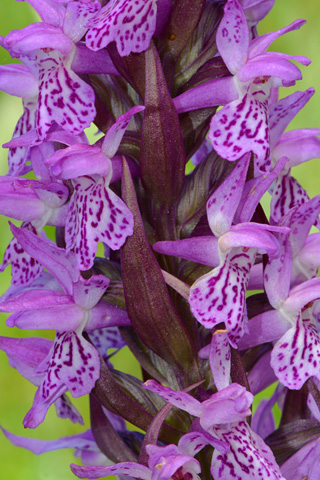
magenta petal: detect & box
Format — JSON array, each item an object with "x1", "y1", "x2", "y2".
[
  {"x1": 0, "y1": 178, "x2": 46, "y2": 221},
  {"x1": 36, "y1": 50, "x2": 96, "y2": 140},
  {"x1": 273, "y1": 133, "x2": 320, "y2": 169},
  {"x1": 71, "y1": 462, "x2": 151, "y2": 480},
  {"x1": 88, "y1": 326, "x2": 126, "y2": 362},
  {"x1": 248, "y1": 19, "x2": 306, "y2": 58},
  {"x1": 71, "y1": 44, "x2": 119, "y2": 75},
  {"x1": 189, "y1": 248, "x2": 255, "y2": 345},
  {"x1": 0, "y1": 289, "x2": 72, "y2": 314},
  {"x1": 87, "y1": 302, "x2": 130, "y2": 330},
  {"x1": 220, "y1": 223, "x2": 284, "y2": 258},
  {"x1": 17, "y1": 0, "x2": 65, "y2": 28},
  {"x1": 4, "y1": 23, "x2": 74, "y2": 55},
  {"x1": 9, "y1": 304, "x2": 84, "y2": 331},
  {"x1": 0, "y1": 335, "x2": 52, "y2": 385},
  {"x1": 146, "y1": 444, "x2": 201, "y2": 480},
  {"x1": 0, "y1": 223, "x2": 43, "y2": 287},
  {"x1": 269, "y1": 88, "x2": 314, "y2": 148},
  {"x1": 270, "y1": 172, "x2": 310, "y2": 227},
  {"x1": 178, "y1": 432, "x2": 212, "y2": 457},
  {"x1": 252, "y1": 385, "x2": 285, "y2": 439},
  {"x1": 211, "y1": 421, "x2": 284, "y2": 480},
  {"x1": 238, "y1": 310, "x2": 290, "y2": 350},
  {"x1": 46, "y1": 144, "x2": 111, "y2": 179},
  {"x1": 209, "y1": 94, "x2": 270, "y2": 171},
  {"x1": 199, "y1": 332, "x2": 231, "y2": 391},
  {"x1": 63, "y1": 0, "x2": 101, "y2": 43},
  {"x1": 0, "y1": 64, "x2": 38, "y2": 98},
  {"x1": 101, "y1": 105, "x2": 145, "y2": 158},
  {"x1": 297, "y1": 233, "x2": 320, "y2": 280},
  {"x1": 242, "y1": 0, "x2": 275, "y2": 24},
  {"x1": 54, "y1": 395, "x2": 84, "y2": 424},
  {"x1": 238, "y1": 53, "x2": 304, "y2": 84},
  {"x1": 47, "y1": 331, "x2": 100, "y2": 398},
  {"x1": 73, "y1": 275, "x2": 110, "y2": 310},
  {"x1": 247, "y1": 351, "x2": 277, "y2": 395},
  {"x1": 0, "y1": 427, "x2": 97, "y2": 456},
  {"x1": 207, "y1": 152, "x2": 250, "y2": 236},
  {"x1": 271, "y1": 315, "x2": 320, "y2": 389},
  {"x1": 25, "y1": 331, "x2": 100, "y2": 428},
  {"x1": 10, "y1": 223, "x2": 79, "y2": 295},
  {"x1": 86, "y1": 0, "x2": 157, "y2": 56},
  {"x1": 173, "y1": 77, "x2": 238, "y2": 114},
  {"x1": 143, "y1": 380, "x2": 201, "y2": 416},
  {"x1": 238, "y1": 156, "x2": 289, "y2": 223},
  {"x1": 285, "y1": 277, "x2": 320, "y2": 313},
  {"x1": 200, "y1": 384, "x2": 253, "y2": 428},
  {"x1": 217, "y1": 0, "x2": 249, "y2": 75},
  {"x1": 264, "y1": 228, "x2": 292, "y2": 309},
  {"x1": 24, "y1": 382, "x2": 67, "y2": 429},
  {"x1": 289, "y1": 195, "x2": 320, "y2": 256},
  {"x1": 66, "y1": 176, "x2": 134, "y2": 270},
  {"x1": 153, "y1": 237, "x2": 219, "y2": 268},
  {"x1": 7, "y1": 98, "x2": 37, "y2": 176}
]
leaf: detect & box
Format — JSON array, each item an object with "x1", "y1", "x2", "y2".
[
  {"x1": 265, "y1": 419, "x2": 320, "y2": 465},
  {"x1": 159, "y1": 0, "x2": 206, "y2": 85},
  {"x1": 92, "y1": 356, "x2": 180, "y2": 445},
  {"x1": 140, "y1": 42, "x2": 185, "y2": 215},
  {"x1": 90, "y1": 394, "x2": 137, "y2": 463},
  {"x1": 121, "y1": 159, "x2": 200, "y2": 384}
]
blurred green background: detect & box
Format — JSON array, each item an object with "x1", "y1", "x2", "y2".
[{"x1": 0, "y1": 1, "x2": 319, "y2": 479}]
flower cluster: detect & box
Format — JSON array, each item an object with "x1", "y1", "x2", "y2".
[{"x1": 1, "y1": 1, "x2": 320, "y2": 479}]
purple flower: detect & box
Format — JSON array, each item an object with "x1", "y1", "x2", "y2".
[
  {"x1": 174, "y1": 0, "x2": 309, "y2": 173},
  {"x1": 0, "y1": 225, "x2": 130, "y2": 427},
  {"x1": 45, "y1": 106, "x2": 144, "y2": 269},
  {"x1": 268, "y1": 89, "x2": 320, "y2": 225},
  {"x1": 71, "y1": 431, "x2": 211, "y2": 479},
  {"x1": 144, "y1": 380, "x2": 284, "y2": 480},
  {"x1": 0, "y1": 1, "x2": 104, "y2": 142}
]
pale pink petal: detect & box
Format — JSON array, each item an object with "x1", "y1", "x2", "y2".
[
  {"x1": 209, "y1": 94, "x2": 270, "y2": 172},
  {"x1": 248, "y1": 19, "x2": 306, "y2": 58},
  {"x1": 270, "y1": 172, "x2": 315, "y2": 228},
  {"x1": 217, "y1": 0, "x2": 249, "y2": 74},
  {"x1": 101, "y1": 105, "x2": 145, "y2": 158},
  {"x1": 24, "y1": 331, "x2": 100, "y2": 428},
  {"x1": 66, "y1": 176, "x2": 134, "y2": 270},
  {"x1": 63, "y1": 0, "x2": 101, "y2": 43},
  {"x1": 88, "y1": 327, "x2": 125, "y2": 362},
  {"x1": 86, "y1": 0, "x2": 157, "y2": 56},
  {"x1": 189, "y1": 248, "x2": 255, "y2": 345},
  {"x1": 211, "y1": 421, "x2": 284, "y2": 480},
  {"x1": 143, "y1": 379, "x2": 201, "y2": 416},
  {"x1": 271, "y1": 315, "x2": 320, "y2": 389},
  {"x1": 54, "y1": 394, "x2": 84, "y2": 424},
  {"x1": 207, "y1": 152, "x2": 250, "y2": 237},
  {"x1": 0, "y1": 222, "x2": 43, "y2": 287},
  {"x1": 36, "y1": 50, "x2": 96, "y2": 140},
  {"x1": 73, "y1": 275, "x2": 110, "y2": 310},
  {"x1": 199, "y1": 331, "x2": 231, "y2": 391},
  {"x1": 269, "y1": 88, "x2": 314, "y2": 148},
  {"x1": 7, "y1": 98, "x2": 37, "y2": 175}
]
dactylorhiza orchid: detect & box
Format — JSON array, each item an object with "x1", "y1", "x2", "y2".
[
  {"x1": 1, "y1": 1, "x2": 320, "y2": 479},
  {"x1": 0, "y1": 224, "x2": 130, "y2": 428},
  {"x1": 174, "y1": 0, "x2": 310, "y2": 173}
]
